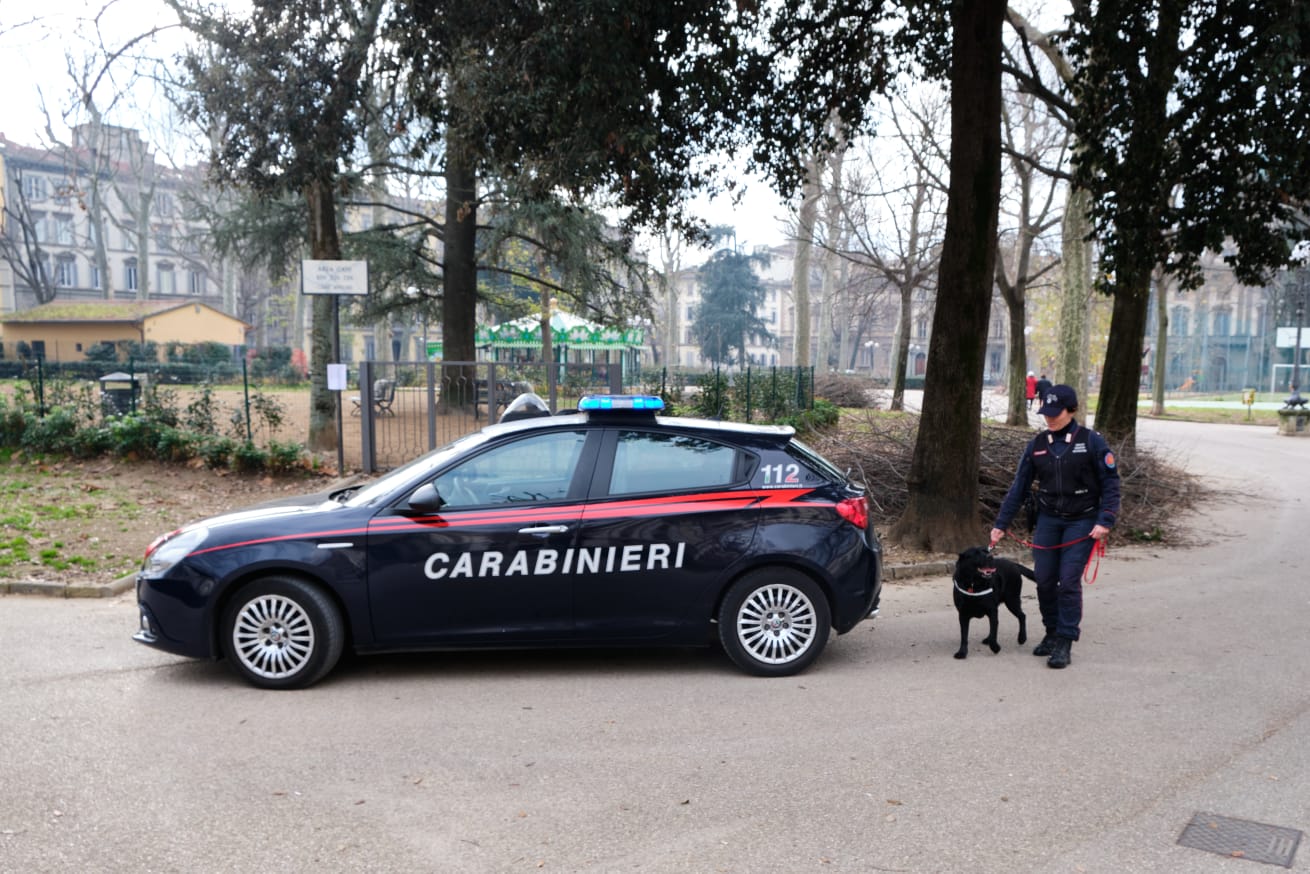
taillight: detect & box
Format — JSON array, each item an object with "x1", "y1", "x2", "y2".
[{"x1": 836, "y1": 496, "x2": 868, "y2": 529}]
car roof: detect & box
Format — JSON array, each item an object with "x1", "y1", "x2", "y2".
[{"x1": 481, "y1": 410, "x2": 796, "y2": 444}]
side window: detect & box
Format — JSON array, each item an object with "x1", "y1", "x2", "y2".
[
  {"x1": 609, "y1": 430, "x2": 739, "y2": 495},
  {"x1": 433, "y1": 430, "x2": 586, "y2": 508}
]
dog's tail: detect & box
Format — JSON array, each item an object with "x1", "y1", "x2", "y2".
[{"x1": 1019, "y1": 565, "x2": 1036, "y2": 580}]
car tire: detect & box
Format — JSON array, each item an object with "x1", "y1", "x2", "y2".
[
  {"x1": 717, "y1": 568, "x2": 831, "y2": 677},
  {"x1": 220, "y1": 576, "x2": 344, "y2": 690}
]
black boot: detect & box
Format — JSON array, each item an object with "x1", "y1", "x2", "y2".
[
  {"x1": 1046, "y1": 637, "x2": 1073, "y2": 669},
  {"x1": 1032, "y1": 631, "x2": 1058, "y2": 657}
]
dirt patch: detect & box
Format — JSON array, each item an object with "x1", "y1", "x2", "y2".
[{"x1": 0, "y1": 454, "x2": 344, "y2": 586}]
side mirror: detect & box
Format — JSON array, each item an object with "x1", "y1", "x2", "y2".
[{"x1": 406, "y1": 482, "x2": 446, "y2": 514}]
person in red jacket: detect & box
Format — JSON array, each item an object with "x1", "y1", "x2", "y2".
[{"x1": 1024, "y1": 372, "x2": 1037, "y2": 409}]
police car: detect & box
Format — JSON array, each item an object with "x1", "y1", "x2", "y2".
[{"x1": 134, "y1": 394, "x2": 882, "y2": 688}]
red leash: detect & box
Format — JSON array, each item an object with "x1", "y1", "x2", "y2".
[{"x1": 998, "y1": 531, "x2": 1107, "y2": 584}]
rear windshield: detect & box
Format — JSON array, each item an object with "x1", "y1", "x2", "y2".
[{"x1": 787, "y1": 438, "x2": 849, "y2": 485}]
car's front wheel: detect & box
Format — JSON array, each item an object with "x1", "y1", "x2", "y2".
[
  {"x1": 718, "y1": 569, "x2": 831, "y2": 676},
  {"x1": 220, "y1": 576, "x2": 344, "y2": 689}
]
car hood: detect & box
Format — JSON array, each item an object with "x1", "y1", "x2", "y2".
[{"x1": 183, "y1": 496, "x2": 345, "y2": 536}]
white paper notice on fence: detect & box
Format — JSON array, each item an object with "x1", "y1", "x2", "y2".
[
  {"x1": 302, "y1": 259, "x2": 369, "y2": 295},
  {"x1": 327, "y1": 363, "x2": 348, "y2": 391}
]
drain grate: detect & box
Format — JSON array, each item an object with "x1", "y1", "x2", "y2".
[{"x1": 1178, "y1": 812, "x2": 1302, "y2": 868}]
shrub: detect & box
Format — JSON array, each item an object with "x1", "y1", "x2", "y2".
[
  {"x1": 107, "y1": 414, "x2": 162, "y2": 459},
  {"x1": 778, "y1": 398, "x2": 841, "y2": 433},
  {"x1": 232, "y1": 442, "x2": 268, "y2": 473},
  {"x1": 266, "y1": 440, "x2": 306, "y2": 474},
  {"x1": 199, "y1": 435, "x2": 236, "y2": 469},
  {"x1": 0, "y1": 397, "x2": 26, "y2": 446},
  {"x1": 155, "y1": 427, "x2": 200, "y2": 462},
  {"x1": 184, "y1": 384, "x2": 222, "y2": 434},
  {"x1": 70, "y1": 425, "x2": 115, "y2": 458},
  {"x1": 814, "y1": 373, "x2": 877, "y2": 408},
  {"x1": 84, "y1": 342, "x2": 120, "y2": 364},
  {"x1": 21, "y1": 408, "x2": 79, "y2": 455}
]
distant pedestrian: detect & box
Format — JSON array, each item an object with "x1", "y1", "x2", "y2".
[
  {"x1": 1034, "y1": 374, "x2": 1052, "y2": 405},
  {"x1": 990, "y1": 384, "x2": 1120, "y2": 670},
  {"x1": 1025, "y1": 372, "x2": 1037, "y2": 409}
]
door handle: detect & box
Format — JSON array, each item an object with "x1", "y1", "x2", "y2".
[{"x1": 518, "y1": 524, "x2": 570, "y2": 535}]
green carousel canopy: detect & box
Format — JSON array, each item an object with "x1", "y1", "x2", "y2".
[{"x1": 476, "y1": 312, "x2": 644, "y2": 350}]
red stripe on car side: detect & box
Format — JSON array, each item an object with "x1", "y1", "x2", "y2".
[{"x1": 188, "y1": 488, "x2": 827, "y2": 555}]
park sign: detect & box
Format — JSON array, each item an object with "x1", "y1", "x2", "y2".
[{"x1": 301, "y1": 260, "x2": 369, "y2": 296}]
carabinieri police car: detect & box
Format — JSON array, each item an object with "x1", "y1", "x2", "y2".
[{"x1": 134, "y1": 394, "x2": 882, "y2": 688}]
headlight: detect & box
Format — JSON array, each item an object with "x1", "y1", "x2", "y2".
[{"x1": 141, "y1": 526, "x2": 209, "y2": 578}]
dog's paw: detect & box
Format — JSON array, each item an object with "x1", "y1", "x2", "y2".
[
  {"x1": 1018, "y1": 631, "x2": 1028, "y2": 645},
  {"x1": 987, "y1": 640, "x2": 1001, "y2": 654},
  {"x1": 954, "y1": 650, "x2": 967, "y2": 659}
]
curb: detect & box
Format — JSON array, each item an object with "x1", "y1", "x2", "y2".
[
  {"x1": 883, "y1": 561, "x2": 954, "y2": 581},
  {"x1": 1, "y1": 573, "x2": 136, "y2": 599},
  {"x1": 3, "y1": 562, "x2": 955, "y2": 598}
]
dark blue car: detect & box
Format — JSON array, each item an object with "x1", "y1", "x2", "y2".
[{"x1": 134, "y1": 395, "x2": 882, "y2": 688}]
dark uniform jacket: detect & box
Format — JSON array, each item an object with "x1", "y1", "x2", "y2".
[{"x1": 995, "y1": 419, "x2": 1121, "y2": 531}]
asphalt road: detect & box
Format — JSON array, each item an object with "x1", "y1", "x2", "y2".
[{"x1": 1, "y1": 419, "x2": 1307, "y2": 874}]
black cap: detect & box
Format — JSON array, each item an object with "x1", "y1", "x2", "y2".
[{"x1": 1037, "y1": 384, "x2": 1077, "y2": 416}]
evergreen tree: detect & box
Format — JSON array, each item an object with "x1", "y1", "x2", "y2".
[{"x1": 692, "y1": 245, "x2": 774, "y2": 367}]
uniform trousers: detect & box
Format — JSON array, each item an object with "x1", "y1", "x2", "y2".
[{"x1": 1031, "y1": 513, "x2": 1097, "y2": 641}]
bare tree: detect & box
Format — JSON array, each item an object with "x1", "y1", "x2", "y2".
[
  {"x1": 1005, "y1": 7, "x2": 1094, "y2": 402},
  {"x1": 995, "y1": 81, "x2": 1066, "y2": 425},
  {"x1": 841, "y1": 91, "x2": 950, "y2": 410},
  {"x1": 0, "y1": 167, "x2": 59, "y2": 305},
  {"x1": 790, "y1": 156, "x2": 822, "y2": 368}
]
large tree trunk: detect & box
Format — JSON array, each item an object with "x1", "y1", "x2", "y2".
[
  {"x1": 1150, "y1": 268, "x2": 1170, "y2": 416},
  {"x1": 890, "y1": 286, "x2": 913, "y2": 411},
  {"x1": 1005, "y1": 302, "x2": 1027, "y2": 425},
  {"x1": 888, "y1": 0, "x2": 1006, "y2": 552},
  {"x1": 791, "y1": 157, "x2": 821, "y2": 367},
  {"x1": 1093, "y1": 269, "x2": 1152, "y2": 453},
  {"x1": 135, "y1": 191, "x2": 152, "y2": 301},
  {"x1": 1057, "y1": 186, "x2": 1093, "y2": 397},
  {"x1": 306, "y1": 176, "x2": 341, "y2": 452},
  {"x1": 442, "y1": 142, "x2": 479, "y2": 405}
]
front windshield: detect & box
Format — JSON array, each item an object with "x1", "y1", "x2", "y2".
[{"x1": 343, "y1": 430, "x2": 492, "y2": 508}]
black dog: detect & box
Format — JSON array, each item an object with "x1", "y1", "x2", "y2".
[{"x1": 952, "y1": 546, "x2": 1033, "y2": 659}]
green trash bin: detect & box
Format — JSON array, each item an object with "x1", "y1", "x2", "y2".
[{"x1": 99, "y1": 371, "x2": 142, "y2": 417}]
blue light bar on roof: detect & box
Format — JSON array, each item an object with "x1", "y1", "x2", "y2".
[{"x1": 578, "y1": 394, "x2": 665, "y2": 412}]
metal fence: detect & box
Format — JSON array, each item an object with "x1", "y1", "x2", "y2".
[{"x1": 354, "y1": 359, "x2": 623, "y2": 472}]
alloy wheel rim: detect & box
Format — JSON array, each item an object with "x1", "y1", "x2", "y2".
[
  {"x1": 735, "y1": 583, "x2": 816, "y2": 665},
  {"x1": 232, "y1": 594, "x2": 316, "y2": 679}
]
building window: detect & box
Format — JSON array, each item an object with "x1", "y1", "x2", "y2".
[
  {"x1": 120, "y1": 222, "x2": 136, "y2": 251},
  {"x1": 1212, "y1": 309, "x2": 1231, "y2": 337},
  {"x1": 157, "y1": 262, "x2": 176, "y2": 294},
  {"x1": 124, "y1": 258, "x2": 139, "y2": 291},
  {"x1": 21, "y1": 174, "x2": 48, "y2": 201},
  {"x1": 34, "y1": 252, "x2": 51, "y2": 284},
  {"x1": 1170, "y1": 305, "x2": 1189, "y2": 337},
  {"x1": 154, "y1": 225, "x2": 173, "y2": 251},
  {"x1": 31, "y1": 212, "x2": 49, "y2": 242},
  {"x1": 91, "y1": 263, "x2": 103, "y2": 290},
  {"x1": 188, "y1": 269, "x2": 206, "y2": 295},
  {"x1": 55, "y1": 254, "x2": 77, "y2": 287},
  {"x1": 155, "y1": 191, "x2": 174, "y2": 217},
  {"x1": 53, "y1": 214, "x2": 74, "y2": 246}
]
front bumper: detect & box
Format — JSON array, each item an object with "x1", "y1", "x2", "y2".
[{"x1": 133, "y1": 573, "x2": 219, "y2": 659}]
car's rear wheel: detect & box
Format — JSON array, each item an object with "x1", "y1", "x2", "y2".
[
  {"x1": 220, "y1": 576, "x2": 344, "y2": 689},
  {"x1": 717, "y1": 568, "x2": 831, "y2": 676}
]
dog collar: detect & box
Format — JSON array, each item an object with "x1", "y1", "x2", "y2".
[{"x1": 954, "y1": 581, "x2": 994, "y2": 597}]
